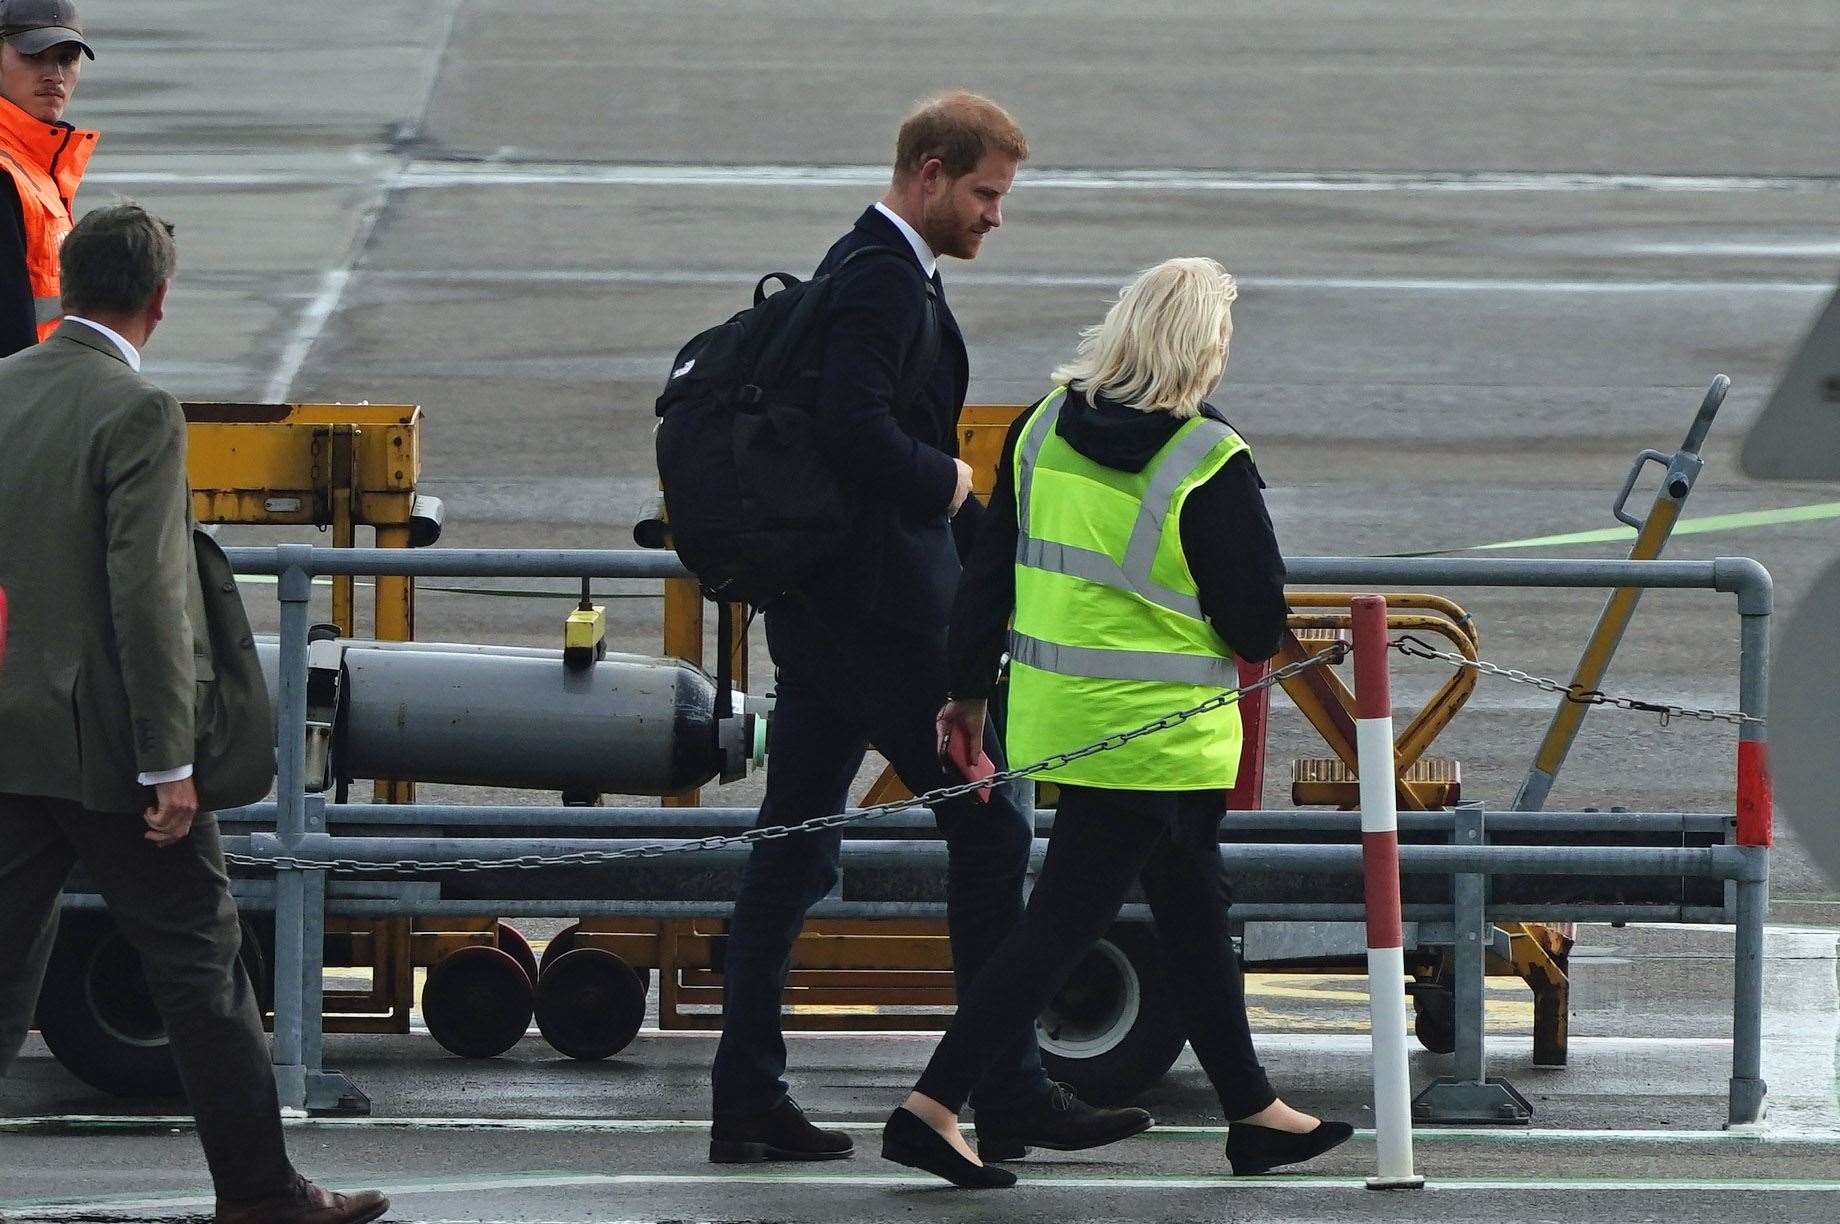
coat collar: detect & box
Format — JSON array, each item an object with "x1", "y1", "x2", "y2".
[
  {"x1": 51, "y1": 317, "x2": 130, "y2": 365},
  {"x1": 852, "y1": 205, "x2": 930, "y2": 276}
]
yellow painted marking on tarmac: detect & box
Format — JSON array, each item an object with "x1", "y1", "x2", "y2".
[{"x1": 1244, "y1": 973, "x2": 1534, "y2": 1033}]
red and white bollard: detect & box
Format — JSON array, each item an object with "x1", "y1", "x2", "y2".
[{"x1": 1352, "y1": 594, "x2": 1425, "y2": 1189}]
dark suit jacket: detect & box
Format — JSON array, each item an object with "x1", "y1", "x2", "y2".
[
  {"x1": 0, "y1": 321, "x2": 273, "y2": 813},
  {"x1": 799, "y1": 206, "x2": 981, "y2": 635}
]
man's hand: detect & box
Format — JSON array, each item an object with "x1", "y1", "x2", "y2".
[
  {"x1": 949, "y1": 458, "x2": 974, "y2": 513},
  {"x1": 936, "y1": 698, "x2": 989, "y2": 767},
  {"x1": 143, "y1": 777, "x2": 199, "y2": 847}
]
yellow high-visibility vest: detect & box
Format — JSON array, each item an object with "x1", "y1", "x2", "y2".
[{"x1": 1005, "y1": 386, "x2": 1249, "y2": 790}]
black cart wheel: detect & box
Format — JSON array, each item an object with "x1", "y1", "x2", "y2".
[
  {"x1": 1036, "y1": 923, "x2": 1187, "y2": 1105},
  {"x1": 534, "y1": 948, "x2": 647, "y2": 1061},
  {"x1": 35, "y1": 913, "x2": 269, "y2": 1098},
  {"x1": 496, "y1": 922, "x2": 541, "y2": 987},
  {"x1": 538, "y1": 923, "x2": 581, "y2": 977},
  {"x1": 1413, "y1": 986, "x2": 1457, "y2": 1054},
  {"x1": 421, "y1": 944, "x2": 534, "y2": 1059}
]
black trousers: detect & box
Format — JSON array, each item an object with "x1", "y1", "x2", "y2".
[
  {"x1": 711, "y1": 600, "x2": 1049, "y2": 1116},
  {"x1": 0, "y1": 793, "x2": 296, "y2": 1200},
  {"x1": 915, "y1": 784, "x2": 1278, "y2": 1120}
]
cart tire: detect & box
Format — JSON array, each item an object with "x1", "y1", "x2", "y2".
[
  {"x1": 538, "y1": 923, "x2": 581, "y2": 977},
  {"x1": 34, "y1": 913, "x2": 269, "y2": 1098},
  {"x1": 1036, "y1": 923, "x2": 1187, "y2": 1105},
  {"x1": 496, "y1": 922, "x2": 541, "y2": 987},
  {"x1": 1414, "y1": 986, "x2": 1457, "y2": 1054},
  {"x1": 534, "y1": 948, "x2": 647, "y2": 1061},
  {"x1": 422, "y1": 944, "x2": 534, "y2": 1059}
]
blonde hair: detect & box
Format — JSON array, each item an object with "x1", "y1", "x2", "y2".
[{"x1": 1051, "y1": 258, "x2": 1238, "y2": 418}]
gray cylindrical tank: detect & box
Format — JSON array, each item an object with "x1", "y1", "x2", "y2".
[{"x1": 255, "y1": 639, "x2": 731, "y2": 795}]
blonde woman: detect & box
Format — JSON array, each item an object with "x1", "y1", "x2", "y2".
[{"x1": 881, "y1": 258, "x2": 1351, "y2": 1188}]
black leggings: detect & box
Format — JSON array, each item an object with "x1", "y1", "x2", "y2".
[{"x1": 914, "y1": 784, "x2": 1277, "y2": 1120}]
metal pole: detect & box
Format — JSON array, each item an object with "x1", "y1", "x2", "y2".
[
  {"x1": 1514, "y1": 377, "x2": 1726, "y2": 811},
  {"x1": 1729, "y1": 606, "x2": 1773, "y2": 1126},
  {"x1": 269, "y1": 546, "x2": 311, "y2": 1110},
  {"x1": 1410, "y1": 804, "x2": 1533, "y2": 1123},
  {"x1": 1452, "y1": 803, "x2": 1487, "y2": 1087},
  {"x1": 1352, "y1": 595, "x2": 1423, "y2": 1189}
]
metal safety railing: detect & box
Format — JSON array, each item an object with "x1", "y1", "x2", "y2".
[{"x1": 220, "y1": 545, "x2": 1773, "y2": 1138}]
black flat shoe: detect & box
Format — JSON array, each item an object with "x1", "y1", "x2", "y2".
[
  {"x1": 1225, "y1": 1119, "x2": 1355, "y2": 1175},
  {"x1": 882, "y1": 1107, "x2": 1018, "y2": 1189}
]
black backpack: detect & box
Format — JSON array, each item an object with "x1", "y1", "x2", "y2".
[{"x1": 654, "y1": 246, "x2": 940, "y2": 606}]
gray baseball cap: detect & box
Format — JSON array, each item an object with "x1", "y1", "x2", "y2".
[{"x1": 0, "y1": 0, "x2": 93, "y2": 60}]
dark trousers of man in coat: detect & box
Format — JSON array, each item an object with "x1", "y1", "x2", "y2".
[
  {"x1": 710, "y1": 602, "x2": 1046, "y2": 1120},
  {"x1": 0, "y1": 796, "x2": 294, "y2": 1200}
]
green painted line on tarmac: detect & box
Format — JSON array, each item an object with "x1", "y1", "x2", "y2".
[
  {"x1": 11, "y1": 1168, "x2": 1840, "y2": 1212},
  {"x1": 1386, "y1": 499, "x2": 1840, "y2": 557}
]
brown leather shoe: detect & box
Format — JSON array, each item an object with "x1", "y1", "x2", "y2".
[{"x1": 216, "y1": 1174, "x2": 390, "y2": 1224}]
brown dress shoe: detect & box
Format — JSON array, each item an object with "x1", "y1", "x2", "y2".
[{"x1": 216, "y1": 1174, "x2": 389, "y2": 1224}]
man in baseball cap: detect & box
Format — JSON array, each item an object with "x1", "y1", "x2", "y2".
[
  {"x1": 0, "y1": 0, "x2": 97, "y2": 357},
  {"x1": 0, "y1": 0, "x2": 92, "y2": 61}
]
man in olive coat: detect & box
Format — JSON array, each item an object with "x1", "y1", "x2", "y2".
[{"x1": 0, "y1": 203, "x2": 387, "y2": 1224}]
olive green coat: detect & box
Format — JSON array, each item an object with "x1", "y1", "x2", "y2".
[{"x1": 0, "y1": 321, "x2": 272, "y2": 814}]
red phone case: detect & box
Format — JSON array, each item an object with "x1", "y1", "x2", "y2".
[{"x1": 946, "y1": 727, "x2": 995, "y2": 803}]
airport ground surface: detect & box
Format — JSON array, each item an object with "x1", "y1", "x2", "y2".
[{"x1": 6, "y1": 2, "x2": 1840, "y2": 1219}]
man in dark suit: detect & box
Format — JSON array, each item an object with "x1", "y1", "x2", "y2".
[
  {"x1": 709, "y1": 93, "x2": 1151, "y2": 1169},
  {"x1": 0, "y1": 203, "x2": 387, "y2": 1224}
]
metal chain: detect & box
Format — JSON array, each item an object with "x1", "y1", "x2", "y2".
[
  {"x1": 1387, "y1": 633, "x2": 1763, "y2": 728},
  {"x1": 225, "y1": 644, "x2": 1347, "y2": 876}
]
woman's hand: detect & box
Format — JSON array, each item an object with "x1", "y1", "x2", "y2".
[{"x1": 935, "y1": 698, "x2": 989, "y2": 768}]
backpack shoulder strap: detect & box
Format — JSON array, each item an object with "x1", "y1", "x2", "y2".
[{"x1": 828, "y1": 245, "x2": 940, "y2": 411}]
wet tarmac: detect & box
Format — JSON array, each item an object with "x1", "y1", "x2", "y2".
[{"x1": 5, "y1": 1, "x2": 1840, "y2": 1219}]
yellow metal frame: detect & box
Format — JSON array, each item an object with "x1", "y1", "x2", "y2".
[
  {"x1": 185, "y1": 402, "x2": 421, "y2": 655},
  {"x1": 187, "y1": 402, "x2": 433, "y2": 1034}
]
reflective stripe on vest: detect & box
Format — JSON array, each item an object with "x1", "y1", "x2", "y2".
[
  {"x1": 1014, "y1": 391, "x2": 1236, "y2": 618},
  {"x1": 33, "y1": 295, "x2": 59, "y2": 325},
  {"x1": 1012, "y1": 386, "x2": 1063, "y2": 542},
  {"x1": 1009, "y1": 629, "x2": 1239, "y2": 688}
]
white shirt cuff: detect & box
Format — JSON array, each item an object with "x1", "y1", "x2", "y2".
[{"x1": 138, "y1": 764, "x2": 194, "y2": 786}]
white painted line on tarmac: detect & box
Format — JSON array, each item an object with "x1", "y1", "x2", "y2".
[
  {"x1": 11, "y1": 1169, "x2": 1840, "y2": 1215},
  {"x1": 1612, "y1": 239, "x2": 1840, "y2": 257},
  {"x1": 356, "y1": 266, "x2": 1835, "y2": 294},
  {"x1": 261, "y1": 267, "x2": 353, "y2": 402},
  {"x1": 83, "y1": 162, "x2": 1840, "y2": 197},
  {"x1": 392, "y1": 163, "x2": 1840, "y2": 196}
]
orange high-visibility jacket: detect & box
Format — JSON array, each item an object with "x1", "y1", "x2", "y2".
[{"x1": 0, "y1": 94, "x2": 97, "y2": 345}]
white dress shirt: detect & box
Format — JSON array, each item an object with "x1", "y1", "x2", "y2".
[
  {"x1": 64, "y1": 315, "x2": 143, "y2": 372},
  {"x1": 66, "y1": 316, "x2": 191, "y2": 787},
  {"x1": 872, "y1": 202, "x2": 938, "y2": 278}
]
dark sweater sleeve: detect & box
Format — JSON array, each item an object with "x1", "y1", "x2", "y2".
[
  {"x1": 946, "y1": 413, "x2": 1029, "y2": 698},
  {"x1": 0, "y1": 179, "x2": 37, "y2": 359},
  {"x1": 1179, "y1": 453, "x2": 1289, "y2": 662}
]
